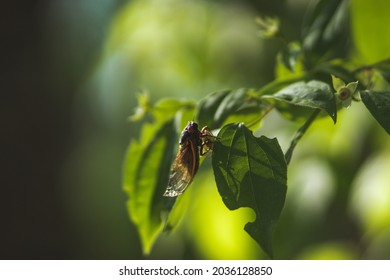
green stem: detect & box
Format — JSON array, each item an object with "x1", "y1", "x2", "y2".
[
  {"x1": 285, "y1": 108, "x2": 321, "y2": 165},
  {"x1": 246, "y1": 105, "x2": 274, "y2": 129}
]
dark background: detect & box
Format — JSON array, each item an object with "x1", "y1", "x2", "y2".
[{"x1": 2, "y1": 0, "x2": 126, "y2": 259}]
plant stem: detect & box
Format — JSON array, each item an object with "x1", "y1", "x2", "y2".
[
  {"x1": 247, "y1": 105, "x2": 274, "y2": 129},
  {"x1": 285, "y1": 108, "x2": 321, "y2": 165}
]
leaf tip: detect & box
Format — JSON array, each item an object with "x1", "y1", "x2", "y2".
[{"x1": 331, "y1": 112, "x2": 337, "y2": 124}]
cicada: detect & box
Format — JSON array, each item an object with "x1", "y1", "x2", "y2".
[{"x1": 163, "y1": 121, "x2": 215, "y2": 197}]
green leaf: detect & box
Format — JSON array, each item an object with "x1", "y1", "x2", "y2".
[
  {"x1": 302, "y1": 0, "x2": 349, "y2": 62},
  {"x1": 222, "y1": 103, "x2": 267, "y2": 130},
  {"x1": 271, "y1": 102, "x2": 316, "y2": 123},
  {"x1": 123, "y1": 119, "x2": 177, "y2": 254},
  {"x1": 128, "y1": 91, "x2": 152, "y2": 122},
  {"x1": 360, "y1": 90, "x2": 390, "y2": 134},
  {"x1": 153, "y1": 98, "x2": 196, "y2": 123},
  {"x1": 196, "y1": 89, "x2": 266, "y2": 129},
  {"x1": 212, "y1": 123, "x2": 287, "y2": 258},
  {"x1": 263, "y1": 80, "x2": 337, "y2": 123},
  {"x1": 255, "y1": 16, "x2": 280, "y2": 38},
  {"x1": 196, "y1": 90, "x2": 230, "y2": 128},
  {"x1": 129, "y1": 94, "x2": 196, "y2": 124},
  {"x1": 276, "y1": 41, "x2": 305, "y2": 79}
]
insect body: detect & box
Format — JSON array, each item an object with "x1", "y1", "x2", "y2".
[{"x1": 163, "y1": 121, "x2": 215, "y2": 197}]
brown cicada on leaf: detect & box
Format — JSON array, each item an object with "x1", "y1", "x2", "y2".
[{"x1": 163, "y1": 121, "x2": 215, "y2": 197}]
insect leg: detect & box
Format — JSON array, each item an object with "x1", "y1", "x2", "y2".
[{"x1": 199, "y1": 126, "x2": 216, "y2": 156}]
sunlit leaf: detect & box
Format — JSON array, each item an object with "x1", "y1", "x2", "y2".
[
  {"x1": 255, "y1": 16, "x2": 280, "y2": 38},
  {"x1": 263, "y1": 80, "x2": 337, "y2": 123},
  {"x1": 128, "y1": 91, "x2": 152, "y2": 122},
  {"x1": 129, "y1": 94, "x2": 196, "y2": 125},
  {"x1": 360, "y1": 90, "x2": 390, "y2": 134},
  {"x1": 331, "y1": 75, "x2": 346, "y2": 92},
  {"x1": 123, "y1": 119, "x2": 177, "y2": 254},
  {"x1": 212, "y1": 123, "x2": 287, "y2": 258},
  {"x1": 153, "y1": 98, "x2": 196, "y2": 123}
]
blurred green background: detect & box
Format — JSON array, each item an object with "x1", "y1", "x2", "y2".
[{"x1": 2, "y1": 0, "x2": 389, "y2": 259}]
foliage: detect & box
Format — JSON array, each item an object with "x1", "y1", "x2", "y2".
[
  {"x1": 212, "y1": 123, "x2": 287, "y2": 258},
  {"x1": 122, "y1": 0, "x2": 390, "y2": 258}
]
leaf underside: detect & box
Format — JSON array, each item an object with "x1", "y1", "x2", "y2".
[
  {"x1": 212, "y1": 123, "x2": 287, "y2": 258},
  {"x1": 123, "y1": 119, "x2": 177, "y2": 254},
  {"x1": 263, "y1": 80, "x2": 337, "y2": 123},
  {"x1": 360, "y1": 90, "x2": 390, "y2": 134},
  {"x1": 196, "y1": 88, "x2": 267, "y2": 129}
]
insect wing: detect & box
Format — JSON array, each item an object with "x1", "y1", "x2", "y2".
[{"x1": 163, "y1": 137, "x2": 199, "y2": 197}]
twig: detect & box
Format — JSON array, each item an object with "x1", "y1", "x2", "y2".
[
  {"x1": 246, "y1": 104, "x2": 275, "y2": 129},
  {"x1": 285, "y1": 108, "x2": 321, "y2": 165}
]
